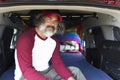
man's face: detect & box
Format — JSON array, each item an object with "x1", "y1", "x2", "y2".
[{"x1": 39, "y1": 16, "x2": 59, "y2": 37}]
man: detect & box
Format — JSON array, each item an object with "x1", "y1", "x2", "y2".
[{"x1": 14, "y1": 10, "x2": 86, "y2": 80}]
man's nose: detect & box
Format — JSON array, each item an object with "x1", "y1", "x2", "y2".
[{"x1": 49, "y1": 21, "x2": 55, "y2": 26}]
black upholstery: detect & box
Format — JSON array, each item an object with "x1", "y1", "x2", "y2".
[
  {"x1": 92, "y1": 27, "x2": 105, "y2": 48},
  {"x1": 86, "y1": 27, "x2": 120, "y2": 80},
  {"x1": 0, "y1": 26, "x2": 14, "y2": 75},
  {"x1": 86, "y1": 48, "x2": 102, "y2": 68},
  {"x1": 100, "y1": 40, "x2": 120, "y2": 80},
  {"x1": 86, "y1": 27, "x2": 105, "y2": 68}
]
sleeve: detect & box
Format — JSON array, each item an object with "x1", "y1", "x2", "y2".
[
  {"x1": 51, "y1": 38, "x2": 73, "y2": 80},
  {"x1": 16, "y1": 34, "x2": 50, "y2": 80}
]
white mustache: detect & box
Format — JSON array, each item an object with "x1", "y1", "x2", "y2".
[
  {"x1": 46, "y1": 25, "x2": 55, "y2": 31},
  {"x1": 39, "y1": 24, "x2": 57, "y2": 37}
]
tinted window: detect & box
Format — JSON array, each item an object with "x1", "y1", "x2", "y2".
[{"x1": 113, "y1": 27, "x2": 120, "y2": 41}]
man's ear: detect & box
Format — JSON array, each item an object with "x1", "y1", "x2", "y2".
[{"x1": 57, "y1": 22, "x2": 65, "y2": 34}]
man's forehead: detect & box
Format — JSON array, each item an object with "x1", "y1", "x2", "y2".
[
  {"x1": 42, "y1": 11, "x2": 62, "y2": 22},
  {"x1": 46, "y1": 16, "x2": 59, "y2": 21}
]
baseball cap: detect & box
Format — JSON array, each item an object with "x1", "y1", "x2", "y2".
[{"x1": 42, "y1": 10, "x2": 62, "y2": 22}]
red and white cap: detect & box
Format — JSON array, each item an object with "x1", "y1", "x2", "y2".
[{"x1": 42, "y1": 10, "x2": 62, "y2": 22}]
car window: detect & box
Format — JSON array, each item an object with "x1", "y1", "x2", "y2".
[{"x1": 113, "y1": 27, "x2": 120, "y2": 41}]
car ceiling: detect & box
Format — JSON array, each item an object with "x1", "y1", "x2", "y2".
[
  {"x1": 0, "y1": 0, "x2": 120, "y2": 7},
  {"x1": 0, "y1": 2, "x2": 120, "y2": 26}
]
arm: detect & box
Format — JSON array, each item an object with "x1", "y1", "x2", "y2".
[
  {"x1": 51, "y1": 38, "x2": 74, "y2": 80},
  {"x1": 16, "y1": 34, "x2": 50, "y2": 80}
]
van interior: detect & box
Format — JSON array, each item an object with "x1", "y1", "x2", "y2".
[{"x1": 0, "y1": 5, "x2": 120, "y2": 80}]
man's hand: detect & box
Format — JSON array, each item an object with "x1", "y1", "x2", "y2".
[{"x1": 67, "y1": 77, "x2": 76, "y2": 80}]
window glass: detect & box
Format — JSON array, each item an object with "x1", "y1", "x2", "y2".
[{"x1": 113, "y1": 27, "x2": 120, "y2": 41}]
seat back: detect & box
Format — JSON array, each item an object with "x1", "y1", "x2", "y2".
[
  {"x1": 92, "y1": 27, "x2": 105, "y2": 48},
  {"x1": 0, "y1": 26, "x2": 14, "y2": 75},
  {"x1": 86, "y1": 27, "x2": 105, "y2": 68},
  {"x1": 101, "y1": 40, "x2": 120, "y2": 80}
]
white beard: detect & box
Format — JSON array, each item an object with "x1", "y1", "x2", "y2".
[{"x1": 39, "y1": 24, "x2": 57, "y2": 37}]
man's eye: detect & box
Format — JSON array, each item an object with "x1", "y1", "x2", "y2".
[
  {"x1": 54, "y1": 21, "x2": 59, "y2": 24},
  {"x1": 47, "y1": 18, "x2": 51, "y2": 20},
  {"x1": 45, "y1": 17, "x2": 51, "y2": 20}
]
